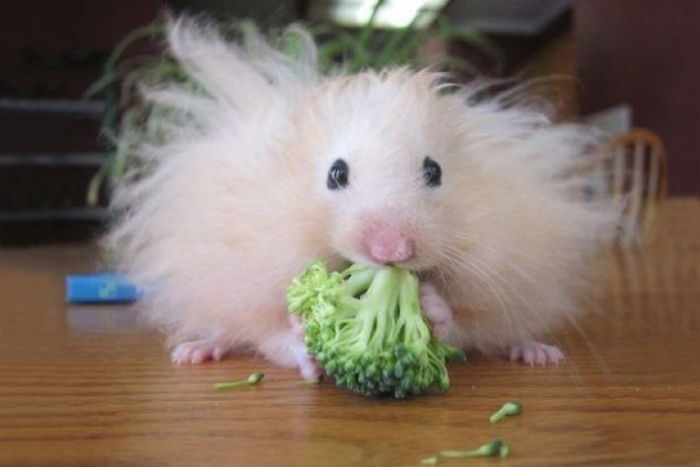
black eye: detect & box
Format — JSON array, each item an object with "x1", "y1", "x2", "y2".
[
  {"x1": 423, "y1": 156, "x2": 441, "y2": 187},
  {"x1": 327, "y1": 158, "x2": 349, "y2": 190}
]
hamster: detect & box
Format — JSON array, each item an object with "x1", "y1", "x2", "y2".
[{"x1": 109, "y1": 18, "x2": 617, "y2": 379}]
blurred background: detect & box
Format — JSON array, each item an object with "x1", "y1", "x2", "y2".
[{"x1": 0, "y1": 0, "x2": 697, "y2": 246}]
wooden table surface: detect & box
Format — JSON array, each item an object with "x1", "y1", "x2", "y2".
[{"x1": 1, "y1": 198, "x2": 699, "y2": 466}]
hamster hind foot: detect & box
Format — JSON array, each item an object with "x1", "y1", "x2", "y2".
[
  {"x1": 508, "y1": 341, "x2": 564, "y2": 366},
  {"x1": 171, "y1": 338, "x2": 231, "y2": 364}
]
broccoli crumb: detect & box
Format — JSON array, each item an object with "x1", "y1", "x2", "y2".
[
  {"x1": 214, "y1": 372, "x2": 265, "y2": 390},
  {"x1": 420, "y1": 455, "x2": 439, "y2": 464},
  {"x1": 440, "y1": 438, "x2": 510, "y2": 459},
  {"x1": 498, "y1": 443, "x2": 511, "y2": 458},
  {"x1": 489, "y1": 400, "x2": 523, "y2": 423},
  {"x1": 297, "y1": 378, "x2": 322, "y2": 386}
]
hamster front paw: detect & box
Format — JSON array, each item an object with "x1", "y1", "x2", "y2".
[
  {"x1": 419, "y1": 282, "x2": 453, "y2": 340},
  {"x1": 508, "y1": 341, "x2": 564, "y2": 366},
  {"x1": 260, "y1": 328, "x2": 321, "y2": 381},
  {"x1": 171, "y1": 339, "x2": 231, "y2": 365}
]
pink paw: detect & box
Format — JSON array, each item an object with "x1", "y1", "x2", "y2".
[
  {"x1": 288, "y1": 316, "x2": 321, "y2": 379},
  {"x1": 419, "y1": 282, "x2": 453, "y2": 340},
  {"x1": 171, "y1": 339, "x2": 229, "y2": 365},
  {"x1": 260, "y1": 329, "x2": 321, "y2": 381},
  {"x1": 297, "y1": 352, "x2": 322, "y2": 381},
  {"x1": 289, "y1": 314, "x2": 305, "y2": 340},
  {"x1": 289, "y1": 331, "x2": 322, "y2": 380},
  {"x1": 509, "y1": 341, "x2": 564, "y2": 366}
]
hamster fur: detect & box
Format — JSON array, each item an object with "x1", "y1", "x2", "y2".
[{"x1": 109, "y1": 18, "x2": 617, "y2": 376}]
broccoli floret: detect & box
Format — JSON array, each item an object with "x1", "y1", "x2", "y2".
[{"x1": 287, "y1": 261, "x2": 465, "y2": 398}]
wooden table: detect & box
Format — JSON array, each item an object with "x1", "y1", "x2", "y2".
[{"x1": 1, "y1": 198, "x2": 699, "y2": 466}]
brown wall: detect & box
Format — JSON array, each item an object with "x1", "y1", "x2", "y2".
[
  {"x1": 575, "y1": 0, "x2": 700, "y2": 195},
  {"x1": 0, "y1": 1, "x2": 163, "y2": 245},
  {"x1": 0, "y1": 0, "x2": 163, "y2": 99}
]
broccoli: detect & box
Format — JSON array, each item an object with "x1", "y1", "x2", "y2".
[
  {"x1": 214, "y1": 372, "x2": 264, "y2": 390},
  {"x1": 440, "y1": 438, "x2": 510, "y2": 459},
  {"x1": 489, "y1": 400, "x2": 523, "y2": 423},
  {"x1": 287, "y1": 261, "x2": 465, "y2": 398}
]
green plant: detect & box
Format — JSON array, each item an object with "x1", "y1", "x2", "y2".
[
  {"x1": 84, "y1": 4, "x2": 499, "y2": 205},
  {"x1": 286, "y1": 261, "x2": 465, "y2": 398}
]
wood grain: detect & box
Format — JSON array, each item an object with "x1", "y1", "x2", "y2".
[{"x1": 1, "y1": 198, "x2": 699, "y2": 466}]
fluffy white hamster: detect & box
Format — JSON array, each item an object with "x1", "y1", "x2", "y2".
[{"x1": 109, "y1": 18, "x2": 617, "y2": 378}]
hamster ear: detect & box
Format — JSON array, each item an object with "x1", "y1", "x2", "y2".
[{"x1": 166, "y1": 16, "x2": 318, "y2": 111}]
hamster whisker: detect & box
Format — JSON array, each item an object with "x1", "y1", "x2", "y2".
[
  {"x1": 565, "y1": 313, "x2": 613, "y2": 381},
  {"x1": 437, "y1": 246, "x2": 518, "y2": 332}
]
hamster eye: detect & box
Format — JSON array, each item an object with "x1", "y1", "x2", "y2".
[
  {"x1": 327, "y1": 158, "x2": 349, "y2": 190},
  {"x1": 423, "y1": 156, "x2": 441, "y2": 187}
]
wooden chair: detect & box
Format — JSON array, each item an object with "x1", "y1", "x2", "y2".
[{"x1": 600, "y1": 129, "x2": 668, "y2": 245}]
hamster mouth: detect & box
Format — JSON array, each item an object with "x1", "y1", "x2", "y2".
[
  {"x1": 352, "y1": 254, "x2": 427, "y2": 272},
  {"x1": 339, "y1": 242, "x2": 430, "y2": 271}
]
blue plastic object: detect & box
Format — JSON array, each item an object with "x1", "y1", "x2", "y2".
[{"x1": 66, "y1": 273, "x2": 141, "y2": 303}]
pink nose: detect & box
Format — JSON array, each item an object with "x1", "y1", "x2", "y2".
[{"x1": 364, "y1": 228, "x2": 415, "y2": 264}]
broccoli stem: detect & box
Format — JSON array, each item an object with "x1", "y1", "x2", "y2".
[
  {"x1": 397, "y1": 271, "x2": 430, "y2": 345},
  {"x1": 498, "y1": 443, "x2": 511, "y2": 458},
  {"x1": 489, "y1": 400, "x2": 523, "y2": 423},
  {"x1": 356, "y1": 266, "x2": 401, "y2": 352},
  {"x1": 440, "y1": 439, "x2": 507, "y2": 458},
  {"x1": 213, "y1": 372, "x2": 264, "y2": 390},
  {"x1": 297, "y1": 378, "x2": 322, "y2": 386},
  {"x1": 343, "y1": 265, "x2": 376, "y2": 297}
]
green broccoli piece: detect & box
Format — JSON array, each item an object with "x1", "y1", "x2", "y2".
[
  {"x1": 287, "y1": 261, "x2": 465, "y2": 398},
  {"x1": 214, "y1": 372, "x2": 264, "y2": 390},
  {"x1": 440, "y1": 438, "x2": 510, "y2": 458},
  {"x1": 489, "y1": 400, "x2": 523, "y2": 423}
]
